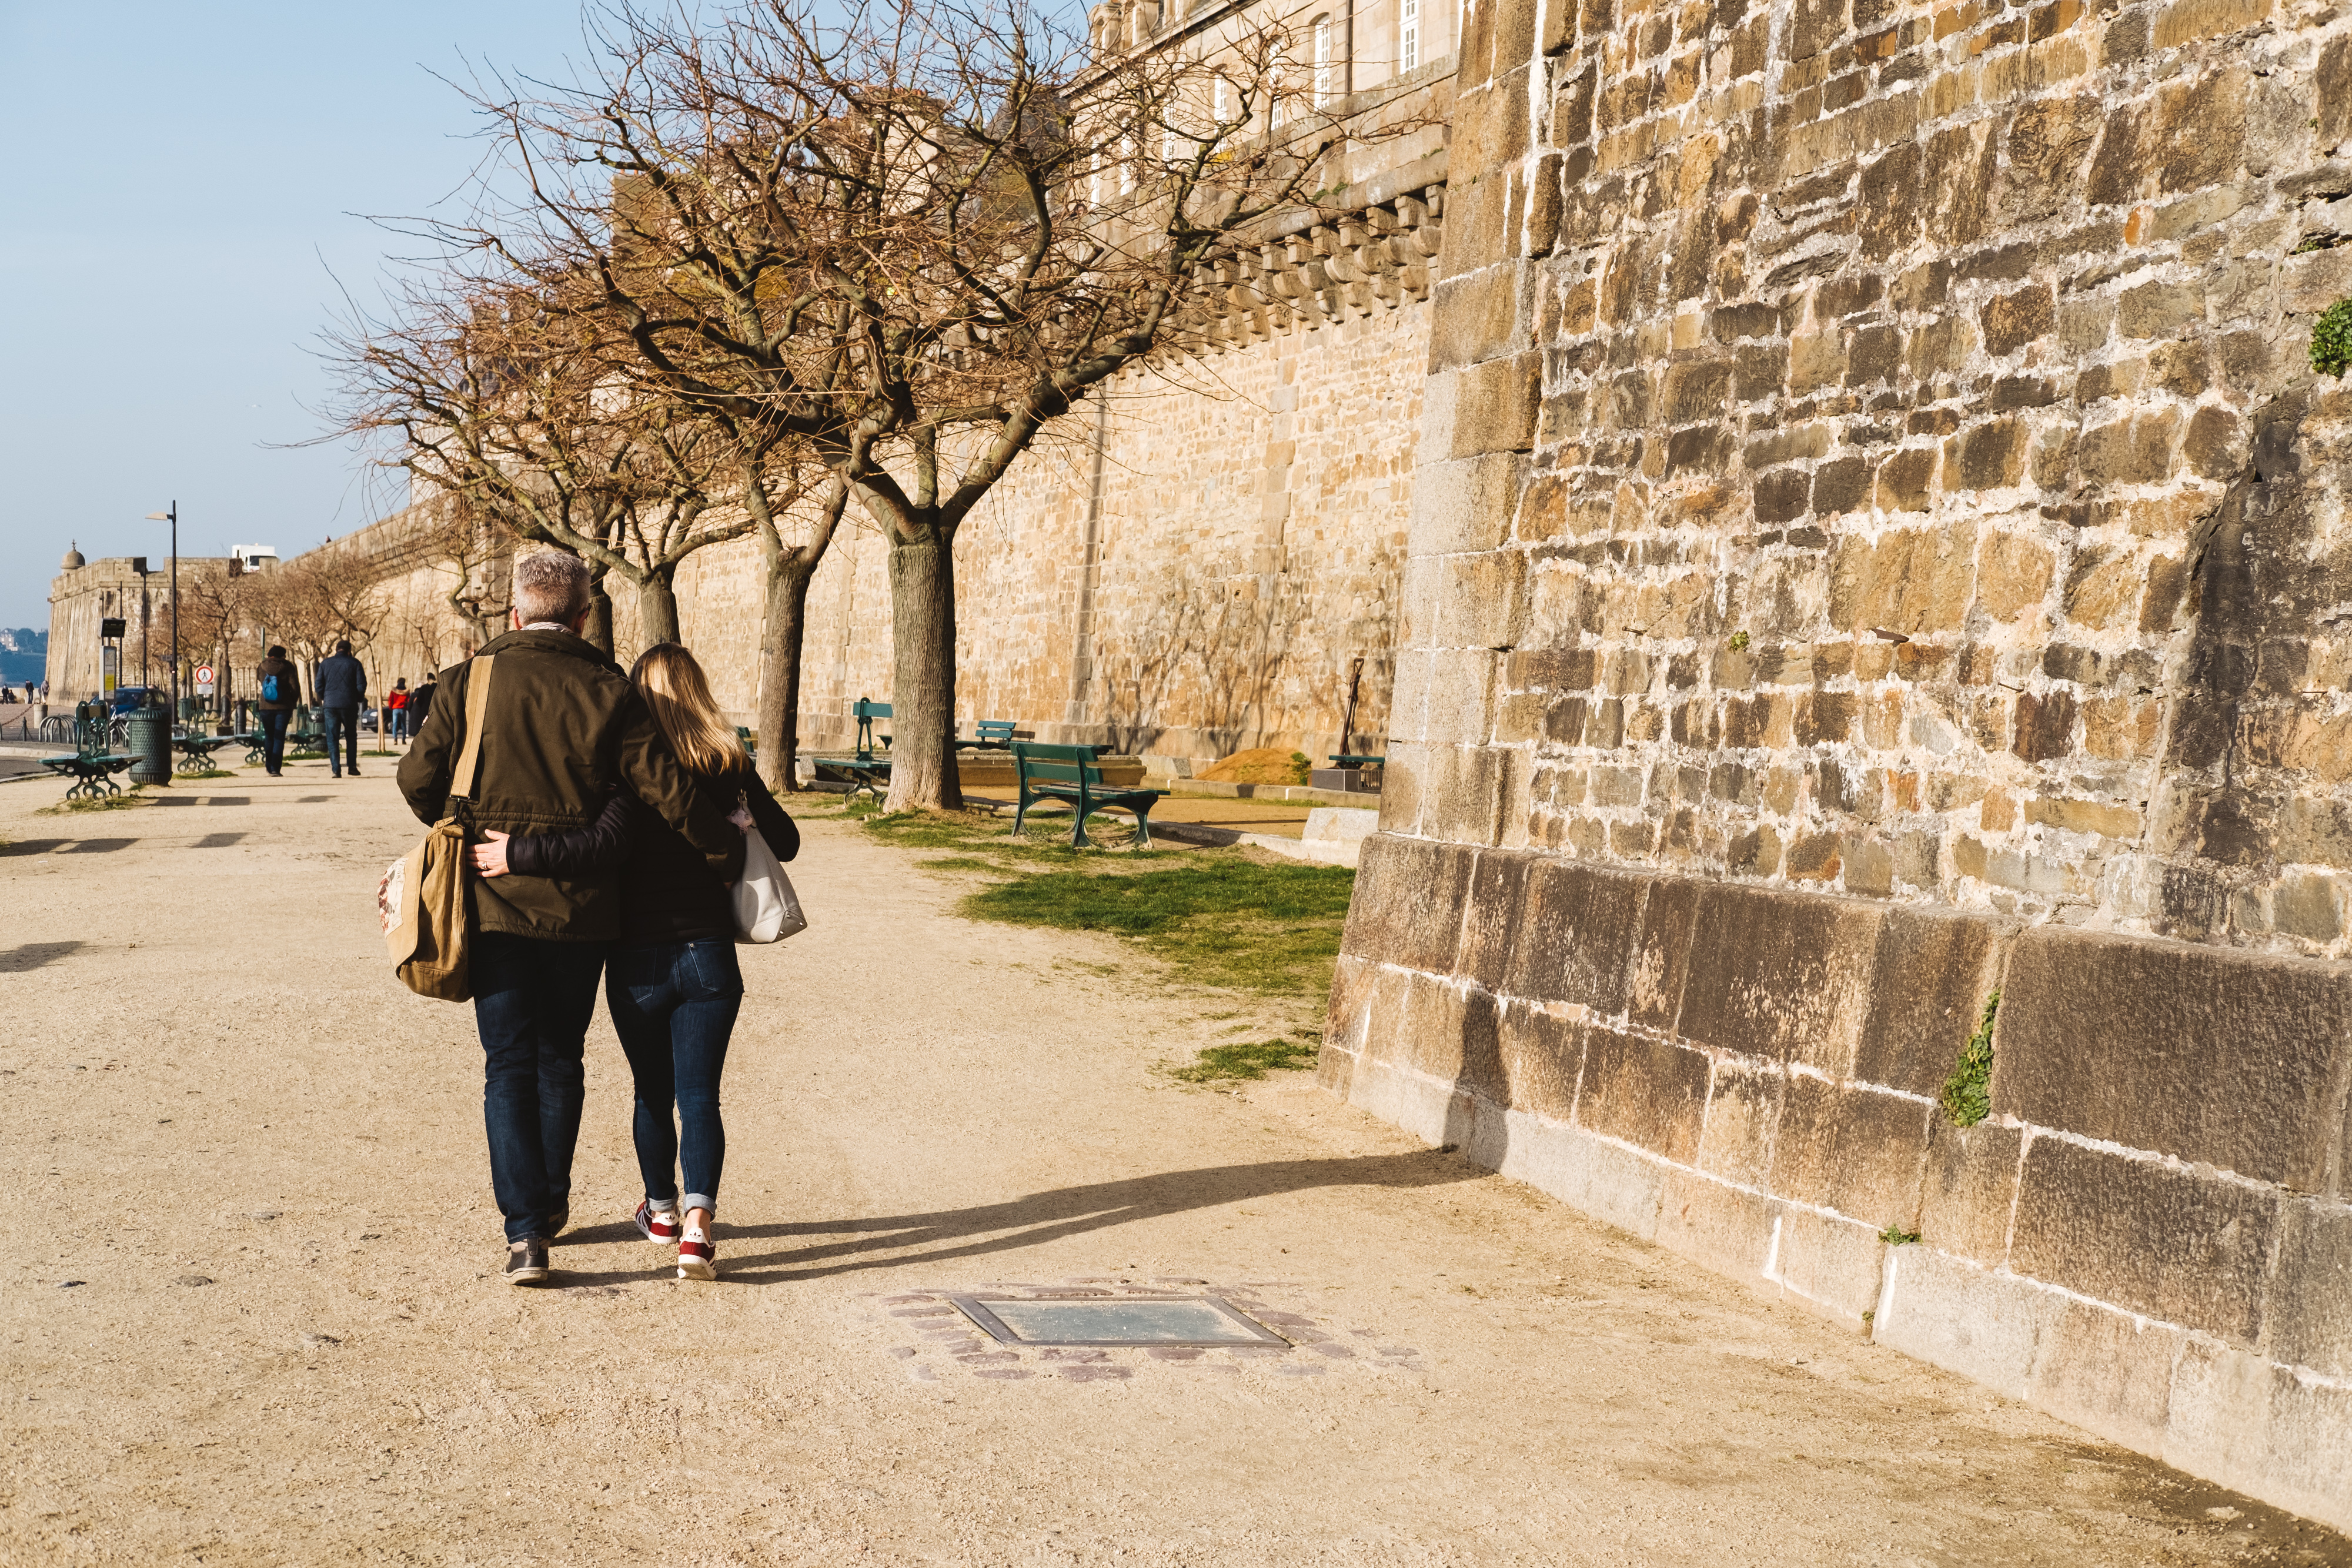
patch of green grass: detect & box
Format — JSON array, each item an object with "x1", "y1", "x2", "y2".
[
  {"x1": 41, "y1": 789, "x2": 152, "y2": 815},
  {"x1": 919, "y1": 855, "x2": 1001, "y2": 872},
  {"x1": 959, "y1": 858, "x2": 1355, "y2": 994},
  {"x1": 179, "y1": 768, "x2": 236, "y2": 781},
  {"x1": 1937, "y1": 990, "x2": 2000, "y2": 1128},
  {"x1": 1168, "y1": 1037, "x2": 1319, "y2": 1082},
  {"x1": 1879, "y1": 1225, "x2": 1922, "y2": 1246}
]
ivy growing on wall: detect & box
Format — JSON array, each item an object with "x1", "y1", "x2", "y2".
[
  {"x1": 2311, "y1": 298, "x2": 2352, "y2": 378},
  {"x1": 1937, "y1": 991, "x2": 2000, "y2": 1128}
]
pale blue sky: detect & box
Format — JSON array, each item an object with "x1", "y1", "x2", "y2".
[{"x1": 0, "y1": 1, "x2": 591, "y2": 630}]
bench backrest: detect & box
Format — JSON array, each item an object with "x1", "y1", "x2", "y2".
[
  {"x1": 975, "y1": 719, "x2": 1015, "y2": 743},
  {"x1": 1013, "y1": 741, "x2": 1104, "y2": 786},
  {"x1": 75, "y1": 710, "x2": 108, "y2": 757},
  {"x1": 852, "y1": 697, "x2": 890, "y2": 756}
]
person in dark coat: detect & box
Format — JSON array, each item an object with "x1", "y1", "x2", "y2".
[
  {"x1": 316, "y1": 640, "x2": 367, "y2": 778},
  {"x1": 254, "y1": 644, "x2": 302, "y2": 777},
  {"x1": 397, "y1": 554, "x2": 741, "y2": 1286},
  {"x1": 471, "y1": 643, "x2": 795, "y2": 1283}
]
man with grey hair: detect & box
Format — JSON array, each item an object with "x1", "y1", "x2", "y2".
[{"x1": 398, "y1": 551, "x2": 742, "y2": 1286}]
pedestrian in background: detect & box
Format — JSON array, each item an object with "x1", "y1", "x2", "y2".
[
  {"x1": 255, "y1": 644, "x2": 301, "y2": 777},
  {"x1": 411, "y1": 671, "x2": 436, "y2": 733},
  {"x1": 397, "y1": 553, "x2": 741, "y2": 1287},
  {"x1": 318, "y1": 640, "x2": 367, "y2": 778},
  {"x1": 388, "y1": 678, "x2": 412, "y2": 743}
]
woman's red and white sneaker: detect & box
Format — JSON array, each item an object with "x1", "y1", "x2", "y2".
[
  {"x1": 633, "y1": 1200, "x2": 681, "y2": 1245},
  {"x1": 677, "y1": 1229, "x2": 717, "y2": 1281}
]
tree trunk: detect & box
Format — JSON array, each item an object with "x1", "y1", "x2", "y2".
[
  {"x1": 758, "y1": 558, "x2": 817, "y2": 793},
  {"x1": 639, "y1": 571, "x2": 682, "y2": 650},
  {"x1": 883, "y1": 528, "x2": 963, "y2": 812},
  {"x1": 582, "y1": 570, "x2": 614, "y2": 657}
]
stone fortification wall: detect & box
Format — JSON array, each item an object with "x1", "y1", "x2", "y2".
[{"x1": 1328, "y1": 0, "x2": 2352, "y2": 1529}]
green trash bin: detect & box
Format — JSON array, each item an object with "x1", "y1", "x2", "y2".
[{"x1": 127, "y1": 706, "x2": 171, "y2": 787}]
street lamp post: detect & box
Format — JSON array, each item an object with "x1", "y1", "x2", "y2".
[{"x1": 145, "y1": 504, "x2": 179, "y2": 724}]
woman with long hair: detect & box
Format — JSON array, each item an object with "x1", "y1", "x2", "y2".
[{"x1": 472, "y1": 643, "x2": 798, "y2": 1281}]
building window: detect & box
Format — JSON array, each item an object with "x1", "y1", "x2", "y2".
[
  {"x1": 1401, "y1": 0, "x2": 1419, "y2": 72},
  {"x1": 1313, "y1": 15, "x2": 1332, "y2": 105}
]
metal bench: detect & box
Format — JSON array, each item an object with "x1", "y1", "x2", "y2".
[
  {"x1": 827, "y1": 698, "x2": 892, "y2": 799},
  {"x1": 41, "y1": 708, "x2": 136, "y2": 802},
  {"x1": 961, "y1": 719, "x2": 1020, "y2": 751},
  {"x1": 174, "y1": 734, "x2": 246, "y2": 774},
  {"x1": 1328, "y1": 753, "x2": 1387, "y2": 770},
  {"x1": 1011, "y1": 742, "x2": 1168, "y2": 849}
]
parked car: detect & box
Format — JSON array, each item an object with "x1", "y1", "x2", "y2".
[{"x1": 108, "y1": 687, "x2": 165, "y2": 714}]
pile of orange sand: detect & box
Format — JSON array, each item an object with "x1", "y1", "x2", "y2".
[{"x1": 1197, "y1": 747, "x2": 1311, "y2": 785}]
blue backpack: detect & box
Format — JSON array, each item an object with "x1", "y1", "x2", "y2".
[{"x1": 260, "y1": 673, "x2": 282, "y2": 703}]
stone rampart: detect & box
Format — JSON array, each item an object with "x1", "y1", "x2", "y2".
[
  {"x1": 1332, "y1": 0, "x2": 2352, "y2": 1528},
  {"x1": 1324, "y1": 842, "x2": 2352, "y2": 1528}
]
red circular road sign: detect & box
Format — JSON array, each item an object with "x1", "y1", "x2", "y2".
[{"x1": 195, "y1": 666, "x2": 215, "y2": 684}]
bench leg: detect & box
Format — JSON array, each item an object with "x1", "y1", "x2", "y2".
[
  {"x1": 1131, "y1": 804, "x2": 1153, "y2": 849},
  {"x1": 1012, "y1": 790, "x2": 1029, "y2": 837},
  {"x1": 1068, "y1": 808, "x2": 1092, "y2": 850}
]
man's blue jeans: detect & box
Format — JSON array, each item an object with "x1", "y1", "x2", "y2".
[
  {"x1": 606, "y1": 940, "x2": 743, "y2": 1216},
  {"x1": 258, "y1": 710, "x2": 290, "y2": 773},
  {"x1": 322, "y1": 706, "x2": 359, "y2": 775},
  {"x1": 473, "y1": 932, "x2": 610, "y2": 1243}
]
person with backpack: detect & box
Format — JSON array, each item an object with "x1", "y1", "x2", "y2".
[
  {"x1": 469, "y1": 643, "x2": 796, "y2": 1282},
  {"x1": 255, "y1": 646, "x2": 301, "y2": 777},
  {"x1": 397, "y1": 553, "x2": 743, "y2": 1287}
]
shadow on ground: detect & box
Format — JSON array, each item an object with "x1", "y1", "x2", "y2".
[
  {"x1": 552, "y1": 1151, "x2": 1488, "y2": 1286},
  {"x1": 0, "y1": 941, "x2": 86, "y2": 971}
]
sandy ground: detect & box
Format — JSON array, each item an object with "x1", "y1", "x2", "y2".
[{"x1": 2, "y1": 761, "x2": 2346, "y2": 1567}]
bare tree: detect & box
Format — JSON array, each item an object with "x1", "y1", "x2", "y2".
[
  {"x1": 327, "y1": 276, "x2": 759, "y2": 660},
  {"x1": 428, "y1": 0, "x2": 1427, "y2": 810}
]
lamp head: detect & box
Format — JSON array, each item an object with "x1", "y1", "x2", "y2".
[{"x1": 144, "y1": 511, "x2": 169, "y2": 521}]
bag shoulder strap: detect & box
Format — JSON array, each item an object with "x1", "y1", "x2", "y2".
[{"x1": 450, "y1": 654, "x2": 497, "y2": 805}]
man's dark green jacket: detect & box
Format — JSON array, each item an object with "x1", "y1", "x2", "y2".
[{"x1": 396, "y1": 628, "x2": 743, "y2": 942}]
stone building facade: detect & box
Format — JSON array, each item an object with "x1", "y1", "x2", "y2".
[
  {"x1": 44, "y1": 544, "x2": 228, "y2": 700},
  {"x1": 1325, "y1": 0, "x2": 2352, "y2": 1530}
]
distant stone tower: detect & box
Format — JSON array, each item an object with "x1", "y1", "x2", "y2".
[{"x1": 61, "y1": 541, "x2": 83, "y2": 570}]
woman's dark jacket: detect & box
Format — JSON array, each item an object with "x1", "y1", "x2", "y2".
[{"x1": 505, "y1": 763, "x2": 797, "y2": 947}]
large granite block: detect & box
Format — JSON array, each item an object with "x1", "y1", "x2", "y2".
[
  {"x1": 1493, "y1": 1004, "x2": 1584, "y2": 1123},
  {"x1": 1770, "y1": 1076, "x2": 1934, "y2": 1228},
  {"x1": 2025, "y1": 1298, "x2": 2183, "y2": 1455},
  {"x1": 1677, "y1": 883, "x2": 1885, "y2": 1072},
  {"x1": 1500, "y1": 855, "x2": 1647, "y2": 1012},
  {"x1": 1915, "y1": 1119, "x2": 2024, "y2": 1266},
  {"x1": 1457, "y1": 848, "x2": 1531, "y2": 992},
  {"x1": 1994, "y1": 925, "x2": 2352, "y2": 1190},
  {"x1": 1574, "y1": 1027, "x2": 1710, "y2": 1164},
  {"x1": 1874, "y1": 1246, "x2": 2050, "y2": 1400},
  {"x1": 1341, "y1": 833, "x2": 1476, "y2": 973},
  {"x1": 2267, "y1": 1200, "x2": 2352, "y2": 1379},
  {"x1": 2010, "y1": 1135, "x2": 2279, "y2": 1344},
  {"x1": 1853, "y1": 904, "x2": 2013, "y2": 1096},
  {"x1": 1697, "y1": 1057, "x2": 1782, "y2": 1187},
  {"x1": 1625, "y1": 874, "x2": 1701, "y2": 1032}
]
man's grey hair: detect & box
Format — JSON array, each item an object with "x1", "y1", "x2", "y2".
[{"x1": 512, "y1": 552, "x2": 591, "y2": 625}]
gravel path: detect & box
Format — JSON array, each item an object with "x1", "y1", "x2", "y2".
[{"x1": 2, "y1": 767, "x2": 2343, "y2": 1566}]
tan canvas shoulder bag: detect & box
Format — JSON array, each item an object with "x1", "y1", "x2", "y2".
[{"x1": 381, "y1": 655, "x2": 496, "y2": 1001}]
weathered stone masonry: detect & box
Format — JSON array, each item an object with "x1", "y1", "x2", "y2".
[{"x1": 1330, "y1": 0, "x2": 2352, "y2": 1529}]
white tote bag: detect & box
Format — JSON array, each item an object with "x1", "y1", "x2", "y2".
[{"x1": 732, "y1": 827, "x2": 807, "y2": 944}]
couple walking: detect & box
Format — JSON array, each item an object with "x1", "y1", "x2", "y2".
[{"x1": 396, "y1": 553, "x2": 797, "y2": 1286}]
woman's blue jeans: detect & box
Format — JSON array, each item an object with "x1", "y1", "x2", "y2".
[{"x1": 606, "y1": 940, "x2": 742, "y2": 1216}]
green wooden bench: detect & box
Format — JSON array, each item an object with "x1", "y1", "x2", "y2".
[
  {"x1": 41, "y1": 708, "x2": 136, "y2": 801},
  {"x1": 1328, "y1": 753, "x2": 1387, "y2": 770},
  {"x1": 830, "y1": 698, "x2": 892, "y2": 799},
  {"x1": 736, "y1": 726, "x2": 757, "y2": 765},
  {"x1": 961, "y1": 719, "x2": 1020, "y2": 750},
  {"x1": 175, "y1": 734, "x2": 246, "y2": 774},
  {"x1": 1012, "y1": 742, "x2": 1168, "y2": 848}
]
